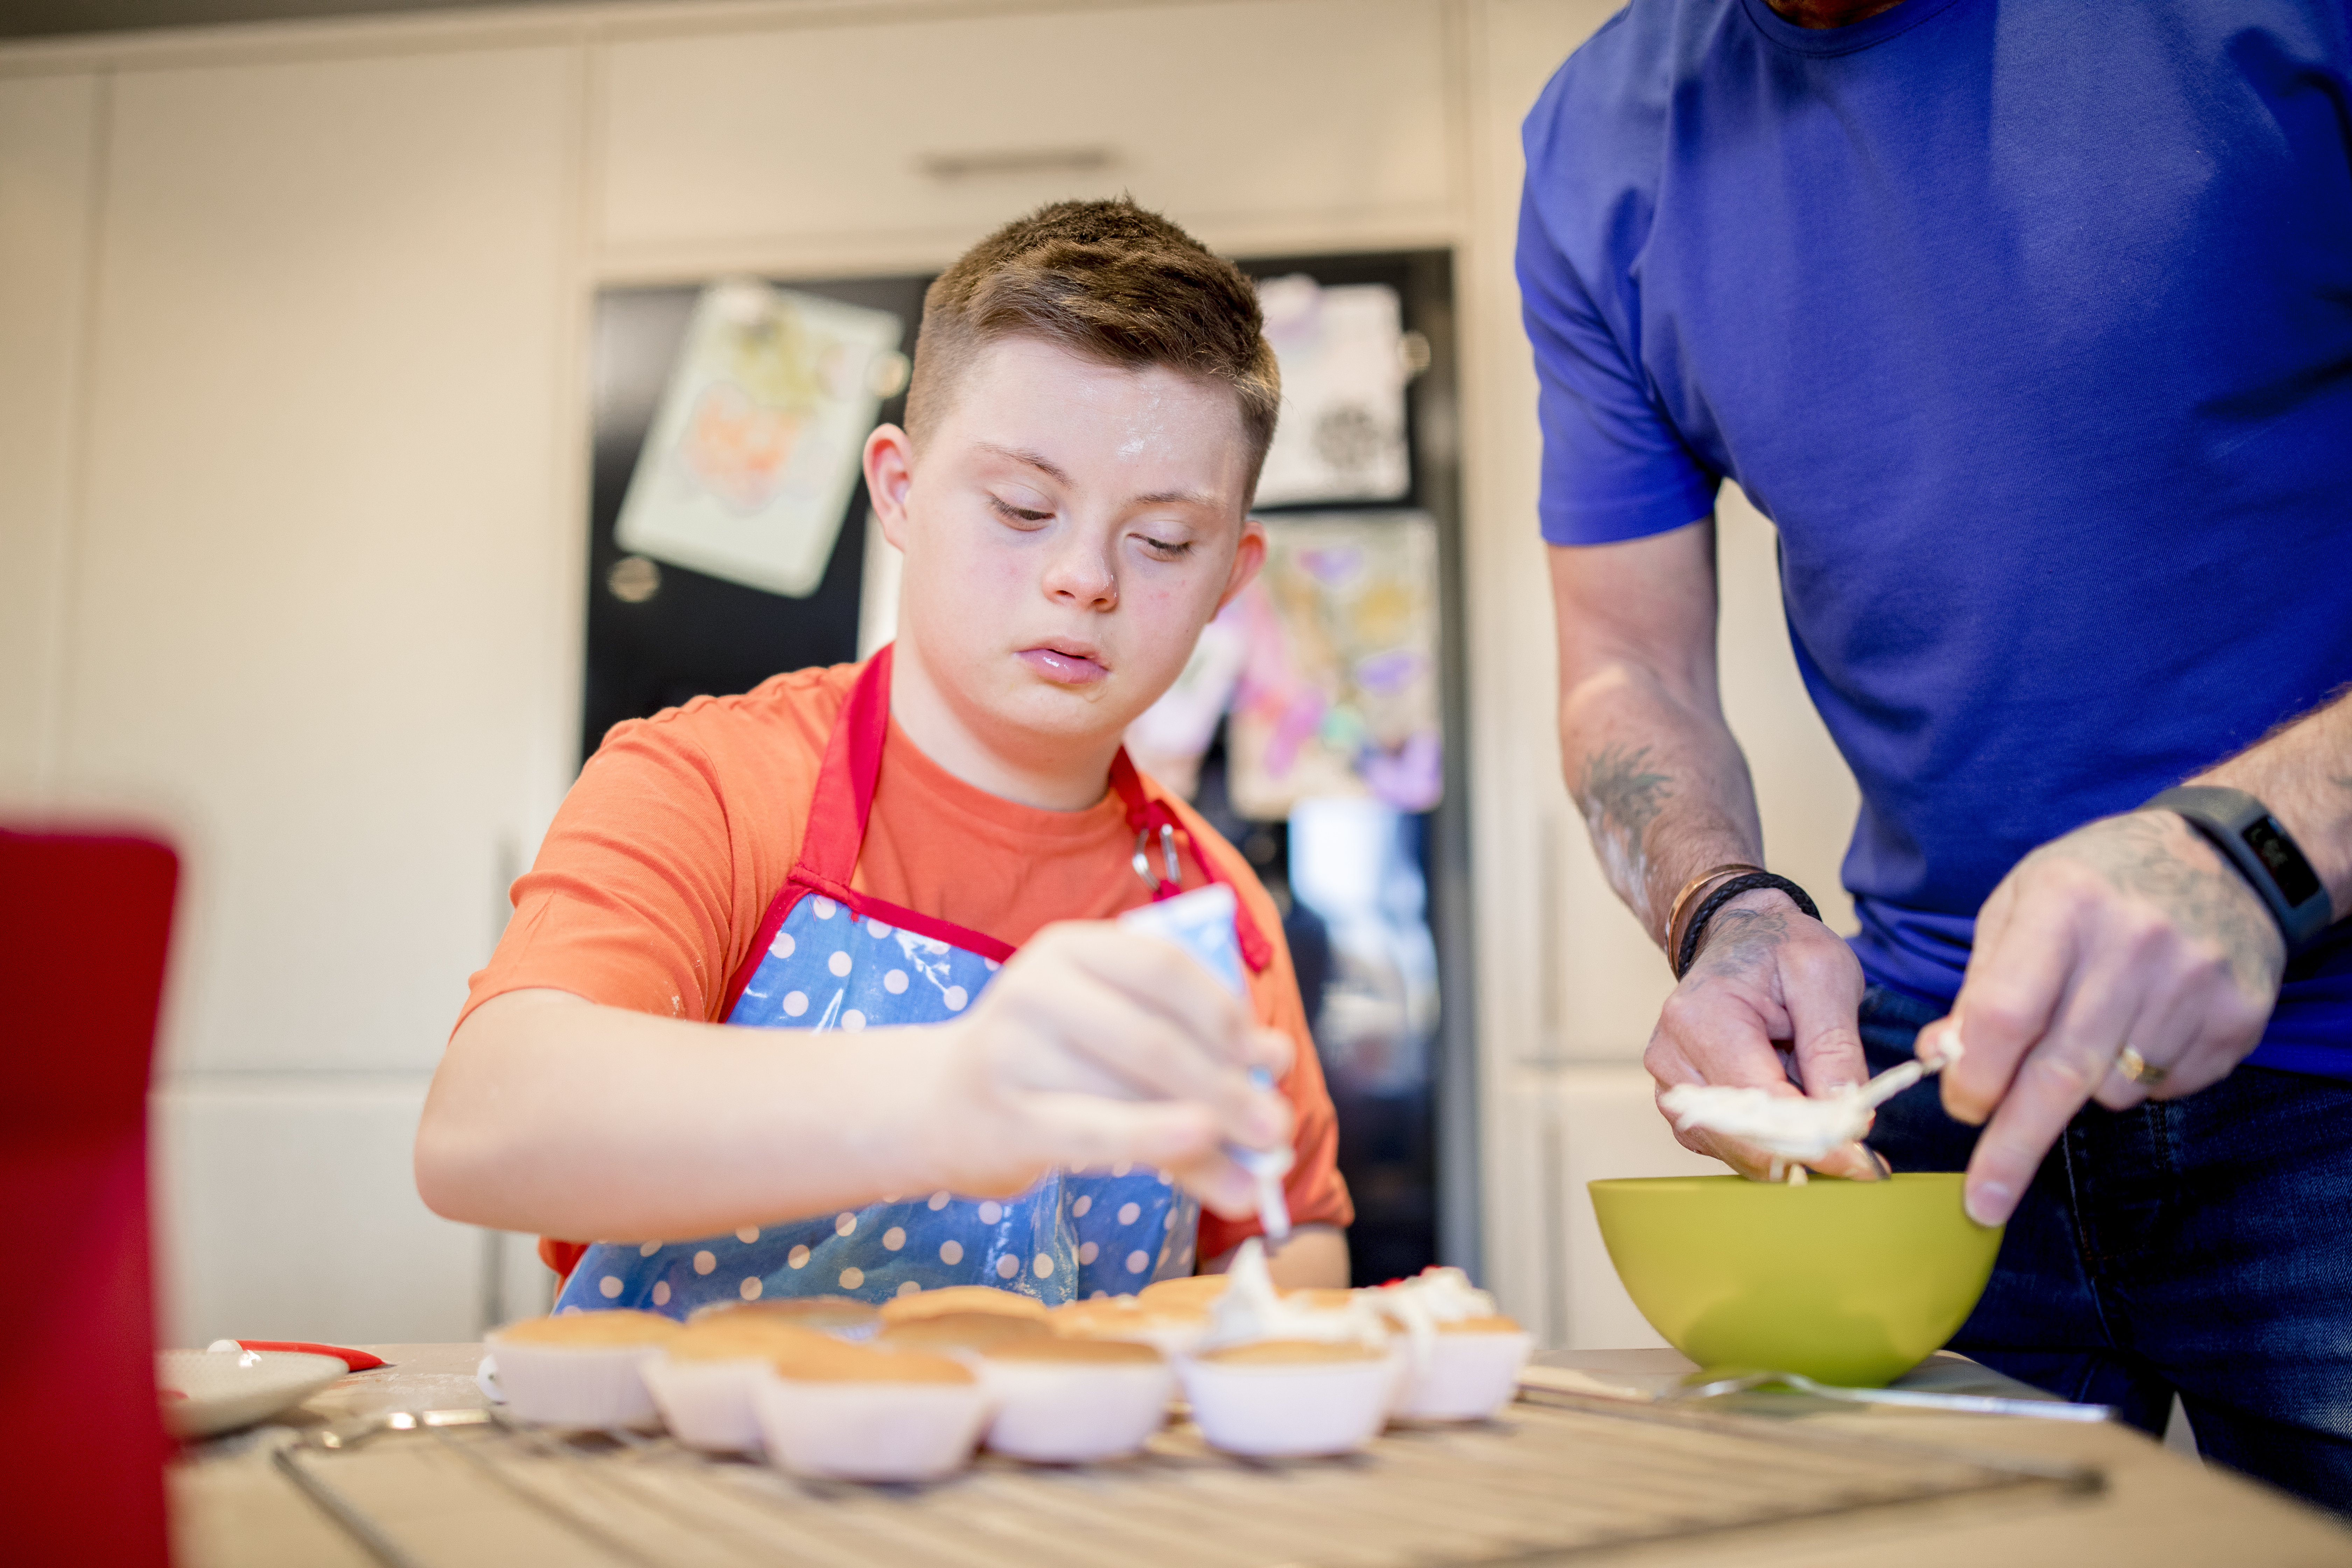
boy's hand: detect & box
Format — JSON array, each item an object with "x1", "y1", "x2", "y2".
[{"x1": 924, "y1": 922, "x2": 1294, "y2": 1217}]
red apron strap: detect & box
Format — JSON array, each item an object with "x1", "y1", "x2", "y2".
[
  {"x1": 792, "y1": 645, "x2": 893, "y2": 901},
  {"x1": 1109, "y1": 749, "x2": 1275, "y2": 975}
]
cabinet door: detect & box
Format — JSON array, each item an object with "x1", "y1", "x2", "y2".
[
  {"x1": 66, "y1": 47, "x2": 575, "y2": 1078},
  {"x1": 601, "y1": 0, "x2": 1452, "y2": 261}
]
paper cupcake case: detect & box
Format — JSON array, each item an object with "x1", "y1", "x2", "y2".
[
  {"x1": 1176, "y1": 1354, "x2": 1395, "y2": 1458},
  {"x1": 478, "y1": 1337, "x2": 668, "y2": 1430},
  {"x1": 640, "y1": 1356, "x2": 771, "y2": 1453},
  {"x1": 980, "y1": 1359, "x2": 1175, "y2": 1464},
  {"x1": 1392, "y1": 1329, "x2": 1534, "y2": 1422},
  {"x1": 752, "y1": 1372, "x2": 992, "y2": 1483}
]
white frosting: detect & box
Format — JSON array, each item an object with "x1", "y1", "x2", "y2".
[
  {"x1": 1657, "y1": 1083, "x2": 1871, "y2": 1162},
  {"x1": 1373, "y1": 1267, "x2": 1498, "y2": 1327},
  {"x1": 1198, "y1": 1240, "x2": 1387, "y2": 1352}
]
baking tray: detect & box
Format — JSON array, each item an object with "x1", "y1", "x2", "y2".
[{"x1": 273, "y1": 1393, "x2": 2100, "y2": 1568}]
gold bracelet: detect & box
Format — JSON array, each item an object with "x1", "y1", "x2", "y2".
[{"x1": 1662, "y1": 862, "x2": 1762, "y2": 962}]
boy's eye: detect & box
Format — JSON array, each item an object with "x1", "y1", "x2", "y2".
[
  {"x1": 988, "y1": 495, "x2": 1052, "y2": 525},
  {"x1": 1139, "y1": 535, "x2": 1194, "y2": 560}
]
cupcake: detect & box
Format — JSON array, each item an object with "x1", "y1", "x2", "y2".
[
  {"x1": 878, "y1": 1311, "x2": 1052, "y2": 1356},
  {"x1": 641, "y1": 1318, "x2": 835, "y2": 1454},
  {"x1": 1049, "y1": 1295, "x2": 1210, "y2": 1358},
  {"x1": 976, "y1": 1337, "x2": 1174, "y2": 1464},
  {"x1": 878, "y1": 1284, "x2": 1048, "y2": 1326},
  {"x1": 1370, "y1": 1268, "x2": 1533, "y2": 1422},
  {"x1": 1176, "y1": 1241, "x2": 1396, "y2": 1457},
  {"x1": 690, "y1": 1295, "x2": 882, "y2": 1341},
  {"x1": 1135, "y1": 1273, "x2": 1230, "y2": 1312},
  {"x1": 751, "y1": 1335, "x2": 989, "y2": 1483},
  {"x1": 481, "y1": 1310, "x2": 681, "y2": 1430}
]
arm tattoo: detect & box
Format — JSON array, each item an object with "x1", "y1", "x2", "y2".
[
  {"x1": 1686, "y1": 905, "x2": 1789, "y2": 988},
  {"x1": 1577, "y1": 744, "x2": 1674, "y2": 926}
]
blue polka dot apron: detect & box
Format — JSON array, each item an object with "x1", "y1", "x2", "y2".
[{"x1": 554, "y1": 644, "x2": 1275, "y2": 1317}]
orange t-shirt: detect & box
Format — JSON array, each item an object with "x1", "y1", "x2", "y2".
[{"x1": 462, "y1": 660, "x2": 1350, "y2": 1267}]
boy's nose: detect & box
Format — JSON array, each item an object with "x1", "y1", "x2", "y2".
[{"x1": 1041, "y1": 544, "x2": 1118, "y2": 609}]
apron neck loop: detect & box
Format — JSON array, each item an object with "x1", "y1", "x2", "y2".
[{"x1": 794, "y1": 644, "x2": 893, "y2": 899}]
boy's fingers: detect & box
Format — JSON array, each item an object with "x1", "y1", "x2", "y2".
[
  {"x1": 1025, "y1": 1094, "x2": 1222, "y2": 1179},
  {"x1": 1040, "y1": 924, "x2": 1253, "y2": 1053}
]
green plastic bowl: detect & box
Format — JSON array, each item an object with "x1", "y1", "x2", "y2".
[{"x1": 1588, "y1": 1172, "x2": 2002, "y2": 1388}]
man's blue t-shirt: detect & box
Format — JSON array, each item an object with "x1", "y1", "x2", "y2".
[{"x1": 1518, "y1": 0, "x2": 2352, "y2": 1075}]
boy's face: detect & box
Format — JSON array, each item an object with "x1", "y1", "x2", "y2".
[{"x1": 868, "y1": 334, "x2": 1264, "y2": 766}]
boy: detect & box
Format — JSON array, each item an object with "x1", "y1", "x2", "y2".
[{"x1": 416, "y1": 199, "x2": 1353, "y2": 1311}]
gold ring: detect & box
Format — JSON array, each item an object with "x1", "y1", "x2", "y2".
[{"x1": 2115, "y1": 1046, "x2": 2168, "y2": 1087}]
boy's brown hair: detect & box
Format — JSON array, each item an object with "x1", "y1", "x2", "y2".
[{"x1": 905, "y1": 198, "x2": 1281, "y2": 480}]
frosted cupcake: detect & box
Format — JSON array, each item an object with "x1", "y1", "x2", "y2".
[
  {"x1": 1049, "y1": 1295, "x2": 1210, "y2": 1358},
  {"x1": 878, "y1": 1310, "x2": 1053, "y2": 1356},
  {"x1": 481, "y1": 1310, "x2": 681, "y2": 1430},
  {"x1": 691, "y1": 1294, "x2": 882, "y2": 1341},
  {"x1": 879, "y1": 1284, "x2": 1048, "y2": 1326},
  {"x1": 641, "y1": 1318, "x2": 835, "y2": 1454},
  {"x1": 751, "y1": 1335, "x2": 989, "y2": 1483},
  {"x1": 1177, "y1": 1242, "x2": 1396, "y2": 1457},
  {"x1": 977, "y1": 1336, "x2": 1174, "y2": 1464},
  {"x1": 1370, "y1": 1268, "x2": 1533, "y2": 1422}
]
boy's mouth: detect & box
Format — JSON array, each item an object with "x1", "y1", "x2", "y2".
[{"x1": 1017, "y1": 643, "x2": 1111, "y2": 685}]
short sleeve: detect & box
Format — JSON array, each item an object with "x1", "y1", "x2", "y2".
[
  {"x1": 1517, "y1": 107, "x2": 1720, "y2": 545},
  {"x1": 458, "y1": 720, "x2": 748, "y2": 1031}
]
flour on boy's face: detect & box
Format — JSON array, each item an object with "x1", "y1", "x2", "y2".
[{"x1": 895, "y1": 335, "x2": 1258, "y2": 748}]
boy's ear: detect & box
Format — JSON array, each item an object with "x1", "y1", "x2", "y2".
[
  {"x1": 1215, "y1": 517, "x2": 1268, "y2": 614},
  {"x1": 864, "y1": 424, "x2": 916, "y2": 551}
]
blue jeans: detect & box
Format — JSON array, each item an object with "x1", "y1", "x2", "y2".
[{"x1": 1860, "y1": 986, "x2": 2352, "y2": 1516}]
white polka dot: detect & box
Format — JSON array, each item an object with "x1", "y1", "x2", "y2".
[
  {"x1": 944, "y1": 985, "x2": 968, "y2": 1011},
  {"x1": 770, "y1": 932, "x2": 796, "y2": 959},
  {"x1": 693, "y1": 1250, "x2": 715, "y2": 1275},
  {"x1": 1079, "y1": 1241, "x2": 1099, "y2": 1265},
  {"x1": 1126, "y1": 1251, "x2": 1150, "y2": 1274},
  {"x1": 839, "y1": 1267, "x2": 864, "y2": 1290},
  {"x1": 782, "y1": 991, "x2": 808, "y2": 1017},
  {"x1": 740, "y1": 1276, "x2": 763, "y2": 1300},
  {"x1": 883, "y1": 1227, "x2": 906, "y2": 1252},
  {"x1": 598, "y1": 1275, "x2": 623, "y2": 1299},
  {"x1": 834, "y1": 1212, "x2": 857, "y2": 1237},
  {"x1": 996, "y1": 1254, "x2": 1019, "y2": 1279},
  {"x1": 984, "y1": 958, "x2": 1001, "y2": 971},
  {"x1": 841, "y1": 1009, "x2": 866, "y2": 1031},
  {"x1": 867, "y1": 918, "x2": 892, "y2": 938},
  {"x1": 884, "y1": 969, "x2": 909, "y2": 994},
  {"x1": 1112, "y1": 1162, "x2": 1133, "y2": 1178},
  {"x1": 1118, "y1": 1202, "x2": 1141, "y2": 1226},
  {"x1": 813, "y1": 897, "x2": 837, "y2": 919},
  {"x1": 827, "y1": 950, "x2": 852, "y2": 977},
  {"x1": 939, "y1": 1239, "x2": 963, "y2": 1266},
  {"x1": 978, "y1": 1200, "x2": 1002, "y2": 1224},
  {"x1": 928, "y1": 1191, "x2": 951, "y2": 1210},
  {"x1": 1034, "y1": 1253, "x2": 1054, "y2": 1278},
  {"x1": 1073, "y1": 1195, "x2": 1092, "y2": 1218},
  {"x1": 652, "y1": 1281, "x2": 670, "y2": 1307},
  {"x1": 638, "y1": 1240, "x2": 661, "y2": 1257},
  {"x1": 734, "y1": 1226, "x2": 758, "y2": 1244},
  {"x1": 880, "y1": 1194, "x2": 901, "y2": 1204},
  {"x1": 788, "y1": 1244, "x2": 810, "y2": 1270},
  {"x1": 1158, "y1": 1170, "x2": 1173, "y2": 1184},
  {"x1": 897, "y1": 1280, "x2": 922, "y2": 1297},
  {"x1": 1090, "y1": 1289, "x2": 1108, "y2": 1300}
]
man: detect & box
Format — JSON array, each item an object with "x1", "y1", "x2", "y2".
[{"x1": 1521, "y1": 0, "x2": 2352, "y2": 1508}]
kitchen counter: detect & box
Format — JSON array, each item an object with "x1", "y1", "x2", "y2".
[{"x1": 169, "y1": 1344, "x2": 2352, "y2": 1567}]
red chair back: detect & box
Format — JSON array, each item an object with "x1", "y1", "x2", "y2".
[{"x1": 0, "y1": 828, "x2": 178, "y2": 1565}]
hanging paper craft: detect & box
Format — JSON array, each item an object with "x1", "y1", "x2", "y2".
[
  {"x1": 1251, "y1": 275, "x2": 1412, "y2": 508},
  {"x1": 615, "y1": 279, "x2": 904, "y2": 598},
  {"x1": 1227, "y1": 512, "x2": 1442, "y2": 818}
]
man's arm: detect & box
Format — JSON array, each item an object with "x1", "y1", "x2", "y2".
[
  {"x1": 1938, "y1": 686, "x2": 2352, "y2": 1224},
  {"x1": 1550, "y1": 528, "x2": 1879, "y2": 1179}
]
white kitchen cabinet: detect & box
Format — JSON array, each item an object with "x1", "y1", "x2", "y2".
[{"x1": 600, "y1": 0, "x2": 1455, "y2": 272}]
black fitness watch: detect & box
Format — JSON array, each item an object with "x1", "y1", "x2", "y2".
[{"x1": 2143, "y1": 785, "x2": 2333, "y2": 954}]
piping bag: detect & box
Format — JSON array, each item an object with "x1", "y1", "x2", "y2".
[{"x1": 1118, "y1": 884, "x2": 1293, "y2": 1247}]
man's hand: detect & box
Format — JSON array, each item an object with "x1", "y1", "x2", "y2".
[
  {"x1": 1933, "y1": 810, "x2": 2285, "y2": 1225},
  {"x1": 924, "y1": 921, "x2": 1295, "y2": 1219},
  {"x1": 1644, "y1": 888, "x2": 1884, "y2": 1180}
]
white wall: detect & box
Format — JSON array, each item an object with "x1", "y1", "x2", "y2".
[{"x1": 0, "y1": 0, "x2": 1859, "y2": 1351}]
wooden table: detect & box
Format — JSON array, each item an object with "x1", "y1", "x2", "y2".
[{"x1": 170, "y1": 1344, "x2": 2352, "y2": 1567}]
